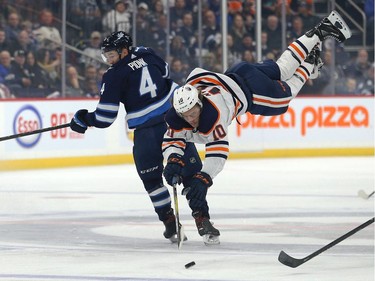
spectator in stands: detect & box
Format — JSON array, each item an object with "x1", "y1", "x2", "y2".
[
  {"x1": 79, "y1": 31, "x2": 103, "y2": 71},
  {"x1": 344, "y1": 48, "x2": 372, "y2": 81},
  {"x1": 137, "y1": 2, "x2": 152, "y2": 24},
  {"x1": 263, "y1": 14, "x2": 282, "y2": 55},
  {"x1": 240, "y1": 33, "x2": 255, "y2": 53},
  {"x1": 0, "y1": 50, "x2": 12, "y2": 84},
  {"x1": 297, "y1": 1, "x2": 320, "y2": 30},
  {"x1": 177, "y1": 12, "x2": 196, "y2": 54},
  {"x1": 170, "y1": 58, "x2": 187, "y2": 86},
  {"x1": 95, "y1": 0, "x2": 114, "y2": 16},
  {"x1": 170, "y1": 35, "x2": 190, "y2": 67},
  {"x1": 243, "y1": 14, "x2": 255, "y2": 38},
  {"x1": 4, "y1": 12, "x2": 21, "y2": 42},
  {"x1": 5, "y1": 50, "x2": 32, "y2": 97},
  {"x1": 201, "y1": 50, "x2": 218, "y2": 71},
  {"x1": 35, "y1": 48, "x2": 61, "y2": 91},
  {"x1": 84, "y1": 64, "x2": 101, "y2": 93},
  {"x1": 207, "y1": 0, "x2": 221, "y2": 18},
  {"x1": 149, "y1": 0, "x2": 166, "y2": 26},
  {"x1": 288, "y1": 16, "x2": 304, "y2": 41},
  {"x1": 0, "y1": 0, "x2": 12, "y2": 20},
  {"x1": 227, "y1": 0, "x2": 243, "y2": 27},
  {"x1": 170, "y1": 0, "x2": 189, "y2": 31},
  {"x1": 33, "y1": 0, "x2": 61, "y2": 18},
  {"x1": 67, "y1": 0, "x2": 102, "y2": 39},
  {"x1": 32, "y1": 9, "x2": 62, "y2": 51},
  {"x1": 102, "y1": 0, "x2": 131, "y2": 35},
  {"x1": 314, "y1": 49, "x2": 347, "y2": 95},
  {"x1": 229, "y1": 13, "x2": 246, "y2": 54},
  {"x1": 243, "y1": 0, "x2": 256, "y2": 17},
  {"x1": 65, "y1": 65, "x2": 84, "y2": 97},
  {"x1": 151, "y1": 14, "x2": 168, "y2": 58},
  {"x1": 19, "y1": 20, "x2": 37, "y2": 45},
  {"x1": 262, "y1": 0, "x2": 277, "y2": 17},
  {"x1": 336, "y1": 77, "x2": 360, "y2": 95},
  {"x1": 0, "y1": 29, "x2": 11, "y2": 52},
  {"x1": 202, "y1": 9, "x2": 221, "y2": 52},
  {"x1": 357, "y1": 63, "x2": 374, "y2": 95},
  {"x1": 226, "y1": 34, "x2": 241, "y2": 67},
  {"x1": 25, "y1": 50, "x2": 51, "y2": 95},
  {"x1": 135, "y1": 2, "x2": 153, "y2": 46},
  {"x1": 242, "y1": 49, "x2": 256, "y2": 63},
  {"x1": 260, "y1": 31, "x2": 272, "y2": 60},
  {"x1": 9, "y1": 30, "x2": 37, "y2": 55},
  {"x1": 83, "y1": 78, "x2": 100, "y2": 98},
  {"x1": 288, "y1": 0, "x2": 302, "y2": 15},
  {"x1": 4, "y1": 12, "x2": 22, "y2": 45}
]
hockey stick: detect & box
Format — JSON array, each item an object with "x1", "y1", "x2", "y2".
[
  {"x1": 0, "y1": 123, "x2": 70, "y2": 142},
  {"x1": 358, "y1": 190, "x2": 375, "y2": 200},
  {"x1": 278, "y1": 217, "x2": 375, "y2": 268},
  {"x1": 172, "y1": 177, "x2": 184, "y2": 249}
]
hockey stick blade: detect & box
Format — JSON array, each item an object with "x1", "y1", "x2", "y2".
[
  {"x1": 278, "y1": 217, "x2": 374, "y2": 268},
  {"x1": 0, "y1": 123, "x2": 70, "y2": 142},
  {"x1": 278, "y1": 250, "x2": 306, "y2": 268},
  {"x1": 358, "y1": 190, "x2": 375, "y2": 200},
  {"x1": 178, "y1": 224, "x2": 186, "y2": 249}
]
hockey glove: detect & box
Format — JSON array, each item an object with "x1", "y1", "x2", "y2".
[
  {"x1": 182, "y1": 172, "x2": 212, "y2": 201},
  {"x1": 163, "y1": 153, "x2": 185, "y2": 185},
  {"x1": 70, "y1": 109, "x2": 89, "y2": 134}
]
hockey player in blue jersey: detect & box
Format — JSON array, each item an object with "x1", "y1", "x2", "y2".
[
  {"x1": 70, "y1": 31, "x2": 202, "y2": 243},
  {"x1": 162, "y1": 11, "x2": 352, "y2": 245}
]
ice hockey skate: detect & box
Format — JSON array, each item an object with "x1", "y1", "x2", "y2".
[
  {"x1": 163, "y1": 209, "x2": 187, "y2": 243},
  {"x1": 305, "y1": 45, "x2": 324, "y2": 79},
  {"x1": 193, "y1": 211, "x2": 220, "y2": 245},
  {"x1": 306, "y1": 10, "x2": 352, "y2": 43}
]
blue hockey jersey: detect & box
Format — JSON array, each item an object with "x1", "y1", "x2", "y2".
[{"x1": 85, "y1": 47, "x2": 178, "y2": 129}]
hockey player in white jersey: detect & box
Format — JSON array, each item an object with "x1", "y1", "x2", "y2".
[{"x1": 162, "y1": 11, "x2": 352, "y2": 245}]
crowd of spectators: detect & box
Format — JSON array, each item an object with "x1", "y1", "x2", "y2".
[{"x1": 0, "y1": 0, "x2": 373, "y2": 98}]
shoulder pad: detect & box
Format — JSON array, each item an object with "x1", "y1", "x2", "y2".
[
  {"x1": 132, "y1": 46, "x2": 155, "y2": 56},
  {"x1": 198, "y1": 98, "x2": 219, "y2": 134},
  {"x1": 165, "y1": 108, "x2": 192, "y2": 130}
]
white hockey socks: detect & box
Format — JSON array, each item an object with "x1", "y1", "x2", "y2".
[
  {"x1": 285, "y1": 60, "x2": 315, "y2": 97},
  {"x1": 277, "y1": 34, "x2": 320, "y2": 81}
]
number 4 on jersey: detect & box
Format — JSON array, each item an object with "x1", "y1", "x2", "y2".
[{"x1": 140, "y1": 67, "x2": 157, "y2": 98}]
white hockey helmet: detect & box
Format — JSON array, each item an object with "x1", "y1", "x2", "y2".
[{"x1": 173, "y1": 84, "x2": 203, "y2": 115}]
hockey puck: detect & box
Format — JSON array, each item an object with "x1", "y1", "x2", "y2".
[{"x1": 185, "y1": 261, "x2": 196, "y2": 269}]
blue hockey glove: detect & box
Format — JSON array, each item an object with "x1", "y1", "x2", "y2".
[
  {"x1": 163, "y1": 153, "x2": 185, "y2": 185},
  {"x1": 182, "y1": 171, "x2": 212, "y2": 201},
  {"x1": 70, "y1": 109, "x2": 89, "y2": 134}
]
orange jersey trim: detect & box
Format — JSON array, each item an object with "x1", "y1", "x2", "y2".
[{"x1": 290, "y1": 42, "x2": 305, "y2": 59}]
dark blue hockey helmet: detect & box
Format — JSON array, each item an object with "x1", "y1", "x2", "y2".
[{"x1": 101, "y1": 31, "x2": 133, "y2": 53}]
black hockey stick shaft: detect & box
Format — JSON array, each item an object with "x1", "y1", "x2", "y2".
[
  {"x1": 367, "y1": 191, "x2": 375, "y2": 198},
  {"x1": 278, "y1": 217, "x2": 374, "y2": 268},
  {"x1": 0, "y1": 123, "x2": 70, "y2": 142}
]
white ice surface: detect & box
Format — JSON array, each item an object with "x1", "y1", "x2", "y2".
[{"x1": 0, "y1": 157, "x2": 374, "y2": 281}]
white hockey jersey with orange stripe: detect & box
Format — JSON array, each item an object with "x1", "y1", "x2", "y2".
[{"x1": 162, "y1": 68, "x2": 249, "y2": 179}]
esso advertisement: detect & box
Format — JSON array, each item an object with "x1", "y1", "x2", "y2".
[
  {"x1": 0, "y1": 100, "x2": 132, "y2": 159},
  {"x1": 13, "y1": 104, "x2": 43, "y2": 148},
  {"x1": 229, "y1": 97, "x2": 374, "y2": 150}
]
